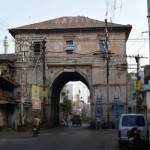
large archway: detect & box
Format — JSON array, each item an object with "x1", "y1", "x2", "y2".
[{"x1": 50, "y1": 71, "x2": 90, "y2": 127}]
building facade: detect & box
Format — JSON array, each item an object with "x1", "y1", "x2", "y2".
[
  {"x1": 9, "y1": 16, "x2": 132, "y2": 128},
  {"x1": 0, "y1": 54, "x2": 17, "y2": 130},
  {"x1": 127, "y1": 71, "x2": 150, "y2": 117}
]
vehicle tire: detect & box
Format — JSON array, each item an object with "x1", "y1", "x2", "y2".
[
  {"x1": 33, "y1": 131, "x2": 36, "y2": 137},
  {"x1": 143, "y1": 143, "x2": 148, "y2": 150},
  {"x1": 119, "y1": 142, "x2": 123, "y2": 149},
  {"x1": 33, "y1": 129, "x2": 38, "y2": 137}
]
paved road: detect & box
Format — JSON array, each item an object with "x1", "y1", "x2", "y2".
[{"x1": 0, "y1": 123, "x2": 148, "y2": 150}]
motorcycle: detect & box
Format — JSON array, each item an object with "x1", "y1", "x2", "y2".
[
  {"x1": 32, "y1": 125, "x2": 40, "y2": 137},
  {"x1": 127, "y1": 127, "x2": 144, "y2": 150}
]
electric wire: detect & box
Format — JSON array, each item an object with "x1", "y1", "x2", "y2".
[
  {"x1": 0, "y1": 12, "x2": 147, "y2": 68},
  {"x1": 116, "y1": 0, "x2": 123, "y2": 23},
  {"x1": 127, "y1": 33, "x2": 143, "y2": 51},
  {"x1": 0, "y1": 37, "x2": 148, "y2": 43},
  {"x1": 0, "y1": 27, "x2": 8, "y2": 33},
  {"x1": 0, "y1": 17, "x2": 13, "y2": 28}
]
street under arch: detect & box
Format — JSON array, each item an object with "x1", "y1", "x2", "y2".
[{"x1": 50, "y1": 71, "x2": 90, "y2": 127}]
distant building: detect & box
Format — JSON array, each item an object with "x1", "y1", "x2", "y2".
[
  {"x1": 60, "y1": 81, "x2": 90, "y2": 116},
  {"x1": 67, "y1": 82, "x2": 90, "y2": 114},
  {"x1": 67, "y1": 81, "x2": 90, "y2": 103},
  {"x1": 127, "y1": 71, "x2": 149, "y2": 115}
]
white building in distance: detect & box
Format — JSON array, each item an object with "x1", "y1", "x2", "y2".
[{"x1": 67, "y1": 81, "x2": 90, "y2": 104}]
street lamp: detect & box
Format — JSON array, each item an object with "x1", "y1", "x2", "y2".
[
  {"x1": 105, "y1": 19, "x2": 110, "y2": 127},
  {"x1": 41, "y1": 39, "x2": 47, "y2": 128}
]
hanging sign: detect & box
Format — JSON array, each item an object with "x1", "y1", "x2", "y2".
[
  {"x1": 42, "y1": 91, "x2": 47, "y2": 97},
  {"x1": 32, "y1": 100, "x2": 41, "y2": 110},
  {"x1": 32, "y1": 85, "x2": 40, "y2": 99},
  {"x1": 21, "y1": 77, "x2": 26, "y2": 83},
  {"x1": 32, "y1": 85, "x2": 41, "y2": 110},
  {"x1": 134, "y1": 80, "x2": 141, "y2": 91}
]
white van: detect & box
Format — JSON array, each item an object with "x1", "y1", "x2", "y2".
[{"x1": 118, "y1": 113, "x2": 149, "y2": 149}]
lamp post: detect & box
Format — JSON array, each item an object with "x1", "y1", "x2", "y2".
[
  {"x1": 106, "y1": 52, "x2": 110, "y2": 127},
  {"x1": 41, "y1": 39, "x2": 47, "y2": 127},
  {"x1": 105, "y1": 19, "x2": 110, "y2": 127}
]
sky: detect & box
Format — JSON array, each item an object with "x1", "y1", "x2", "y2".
[{"x1": 0, "y1": 0, "x2": 149, "y2": 69}]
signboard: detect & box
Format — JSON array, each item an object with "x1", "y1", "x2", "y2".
[
  {"x1": 64, "y1": 68, "x2": 75, "y2": 72},
  {"x1": 42, "y1": 91, "x2": 47, "y2": 97},
  {"x1": 21, "y1": 77, "x2": 26, "y2": 83},
  {"x1": 134, "y1": 80, "x2": 141, "y2": 91},
  {"x1": 32, "y1": 85, "x2": 40, "y2": 99},
  {"x1": 32, "y1": 85, "x2": 41, "y2": 110},
  {"x1": 32, "y1": 100, "x2": 41, "y2": 110}
]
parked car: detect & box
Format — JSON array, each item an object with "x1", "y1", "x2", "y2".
[
  {"x1": 72, "y1": 114, "x2": 82, "y2": 126},
  {"x1": 118, "y1": 113, "x2": 149, "y2": 149}
]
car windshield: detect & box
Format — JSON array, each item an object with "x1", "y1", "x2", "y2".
[{"x1": 122, "y1": 115, "x2": 145, "y2": 127}]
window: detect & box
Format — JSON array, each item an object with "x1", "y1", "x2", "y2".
[
  {"x1": 33, "y1": 41, "x2": 41, "y2": 55},
  {"x1": 99, "y1": 40, "x2": 106, "y2": 52},
  {"x1": 65, "y1": 40, "x2": 74, "y2": 51},
  {"x1": 122, "y1": 116, "x2": 145, "y2": 127}
]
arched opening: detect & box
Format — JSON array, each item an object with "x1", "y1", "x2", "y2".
[{"x1": 50, "y1": 71, "x2": 90, "y2": 127}]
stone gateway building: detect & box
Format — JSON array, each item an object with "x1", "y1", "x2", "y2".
[{"x1": 8, "y1": 16, "x2": 132, "y2": 128}]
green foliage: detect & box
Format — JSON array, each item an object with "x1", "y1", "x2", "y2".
[
  {"x1": 127, "y1": 73, "x2": 132, "y2": 80},
  {"x1": 61, "y1": 97, "x2": 72, "y2": 114}
]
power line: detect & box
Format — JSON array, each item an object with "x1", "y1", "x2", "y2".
[
  {"x1": 0, "y1": 17, "x2": 13, "y2": 28},
  {"x1": 105, "y1": 0, "x2": 123, "y2": 23},
  {"x1": 127, "y1": 33, "x2": 144, "y2": 50},
  {"x1": 116, "y1": 0, "x2": 123, "y2": 22},
  {"x1": 4, "y1": 37, "x2": 148, "y2": 42},
  {"x1": 0, "y1": 27, "x2": 8, "y2": 33}
]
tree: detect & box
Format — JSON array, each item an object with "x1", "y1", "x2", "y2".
[{"x1": 60, "y1": 97, "x2": 72, "y2": 114}]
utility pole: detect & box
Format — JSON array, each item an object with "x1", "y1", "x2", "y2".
[
  {"x1": 105, "y1": 19, "x2": 110, "y2": 127},
  {"x1": 17, "y1": 37, "x2": 29, "y2": 131},
  {"x1": 147, "y1": 0, "x2": 150, "y2": 64},
  {"x1": 128, "y1": 54, "x2": 147, "y2": 113},
  {"x1": 41, "y1": 39, "x2": 47, "y2": 128},
  {"x1": 21, "y1": 50, "x2": 28, "y2": 128},
  {"x1": 135, "y1": 54, "x2": 140, "y2": 113}
]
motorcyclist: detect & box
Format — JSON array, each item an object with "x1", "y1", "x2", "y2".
[{"x1": 32, "y1": 115, "x2": 41, "y2": 132}]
